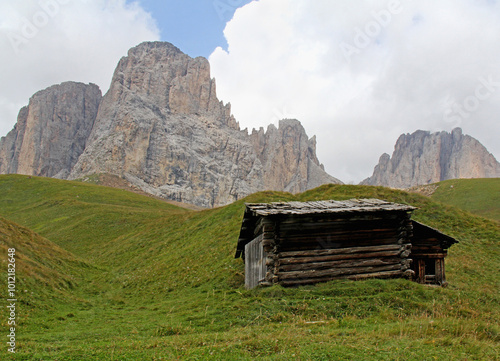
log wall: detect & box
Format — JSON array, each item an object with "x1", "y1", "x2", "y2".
[{"x1": 270, "y1": 212, "x2": 414, "y2": 287}]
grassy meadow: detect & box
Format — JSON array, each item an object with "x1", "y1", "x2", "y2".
[
  {"x1": 0, "y1": 174, "x2": 498, "y2": 360},
  {"x1": 422, "y1": 178, "x2": 500, "y2": 223}
]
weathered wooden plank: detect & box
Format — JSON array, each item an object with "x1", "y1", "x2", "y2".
[
  {"x1": 400, "y1": 249, "x2": 411, "y2": 258},
  {"x1": 278, "y1": 214, "x2": 402, "y2": 225},
  {"x1": 262, "y1": 239, "x2": 274, "y2": 246},
  {"x1": 278, "y1": 249, "x2": 404, "y2": 265},
  {"x1": 244, "y1": 235, "x2": 266, "y2": 289},
  {"x1": 278, "y1": 225, "x2": 401, "y2": 235},
  {"x1": 416, "y1": 259, "x2": 425, "y2": 284},
  {"x1": 277, "y1": 232, "x2": 400, "y2": 244},
  {"x1": 253, "y1": 217, "x2": 264, "y2": 236},
  {"x1": 279, "y1": 270, "x2": 404, "y2": 286},
  {"x1": 278, "y1": 237, "x2": 406, "y2": 252},
  {"x1": 410, "y1": 253, "x2": 447, "y2": 258},
  {"x1": 411, "y1": 245, "x2": 445, "y2": 250},
  {"x1": 278, "y1": 257, "x2": 402, "y2": 272},
  {"x1": 400, "y1": 258, "x2": 412, "y2": 269},
  {"x1": 252, "y1": 206, "x2": 414, "y2": 216},
  {"x1": 277, "y1": 235, "x2": 401, "y2": 247},
  {"x1": 278, "y1": 228, "x2": 400, "y2": 239},
  {"x1": 278, "y1": 232, "x2": 402, "y2": 242},
  {"x1": 435, "y1": 258, "x2": 444, "y2": 285},
  {"x1": 278, "y1": 219, "x2": 401, "y2": 231},
  {"x1": 277, "y1": 235, "x2": 400, "y2": 249},
  {"x1": 278, "y1": 244, "x2": 402, "y2": 258},
  {"x1": 278, "y1": 263, "x2": 402, "y2": 280},
  {"x1": 262, "y1": 231, "x2": 274, "y2": 239},
  {"x1": 277, "y1": 238, "x2": 400, "y2": 248},
  {"x1": 246, "y1": 199, "x2": 415, "y2": 214},
  {"x1": 280, "y1": 221, "x2": 401, "y2": 231}
]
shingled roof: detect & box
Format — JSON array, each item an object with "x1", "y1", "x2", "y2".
[{"x1": 244, "y1": 199, "x2": 416, "y2": 216}]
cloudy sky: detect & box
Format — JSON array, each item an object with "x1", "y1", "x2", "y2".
[{"x1": 1, "y1": 0, "x2": 499, "y2": 183}]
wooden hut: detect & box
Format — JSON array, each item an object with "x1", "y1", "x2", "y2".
[
  {"x1": 235, "y1": 199, "x2": 457, "y2": 289},
  {"x1": 410, "y1": 221, "x2": 458, "y2": 286}
]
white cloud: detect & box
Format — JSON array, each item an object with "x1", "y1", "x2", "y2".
[
  {"x1": 0, "y1": 0, "x2": 159, "y2": 137},
  {"x1": 209, "y1": 0, "x2": 500, "y2": 183}
]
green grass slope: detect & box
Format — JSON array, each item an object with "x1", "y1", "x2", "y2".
[
  {"x1": 0, "y1": 215, "x2": 91, "y2": 348},
  {"x1": 0, "y1": 215, "x2": 89, "y2": 300},
  {"x1": 0, "y1": 175, "x2": 188, "y2": 262},
  {"x1": 412, "y1": 178, "x2": 500, "y2": 223},
  {"x1": 0, "y1": 175, "x2": 499, "y2": 360}
]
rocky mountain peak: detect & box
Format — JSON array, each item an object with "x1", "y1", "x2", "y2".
[
  {"x1": 0, "y1": 42, "x2": 341, "y2": 207},
  {"x1": 0, "y1": 81, "x2": 101, "y2": 179},
  {"x1": 108, "y1": 41, "x2": 236, "y2": 128},
  {"x1": 362, "y1": 127, "x2": 500, "y2": 188},
  {"x1": 62, "y1": 41, "x2": 339, "y2": 207},
  {"x1": 250, "y1": 119, "x2": 340, "y2": 193}
]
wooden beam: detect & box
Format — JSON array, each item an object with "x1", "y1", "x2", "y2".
[
  {"x1": 279, "y1": 270, "x2": 404, "y2": 286},
  {"x1": 278, "y1": 227, "x2": 399, "y2": 238},
  {"x1": 278, "y1": 257, "x2": 403, "y2": 272},
  {"x1": 278, "y1": 244, "x2": 403, "y2": 258},
  {"x1": 278, "y1": 263, "x2": 402, "y2": 280},
  {"x1": 417, "y1": 259, "x2": 425, "y2": 284},
  {"x1": 278, "y1": 214, "x2": 401, "y2": 226},
  {"x1": 278, "y1": 249, "x2": 403, "y2": 265},
  {"x1": 435, "y1": 258, "x2": 444, "y2": 285},
  {"x1": 278, "y1": 238, "x2": 403, "y2": 252},
  {"x1": 410, "y1": 253, "x2": 447, "y2": 258}
]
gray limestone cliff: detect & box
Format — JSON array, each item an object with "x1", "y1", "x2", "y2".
[
  {"x1": 64, "y1": 42, "x2": 340, "y2": 206},
  {"x1": 250, "y1": 120, "x2": 340, "y2": 193},
  {"x1": 0, "y1": 82, "x2": 101, "y2": 178},
  {"x1": 0, "y1": 42, "x2": 340, "y2": 207},
  {"x1": 362, "y1": 128, "x2": 500, "y2": 188}
]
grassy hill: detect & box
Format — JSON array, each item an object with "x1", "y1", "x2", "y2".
[
  {"x1": 0, "y1": 175, "x2": 498, "y2": 360},
  {"x1": 0, "y1": 216, "x2": 89, "y2": 305},
  {"x1": 410, "y1": 178, "x2": 500, "y2": 223}
]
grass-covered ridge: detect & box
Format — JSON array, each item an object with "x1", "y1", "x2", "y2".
[
  {"x1": 0, "y1": 175, "x2": 498, "y2": 360},
  {"x1": 0, "y1": 216, "x2": 89, "y2": 304},
  {"x1": 411, "y1": 178, "x2": 500, "y2": 223}
]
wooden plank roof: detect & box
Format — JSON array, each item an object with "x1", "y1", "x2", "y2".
[
  {"x1": 412, "y1": 220, "x2": 458, "y2": 249},
  {"x1": 245, "y1": 199, "x2": 416, "y2": 216}
]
